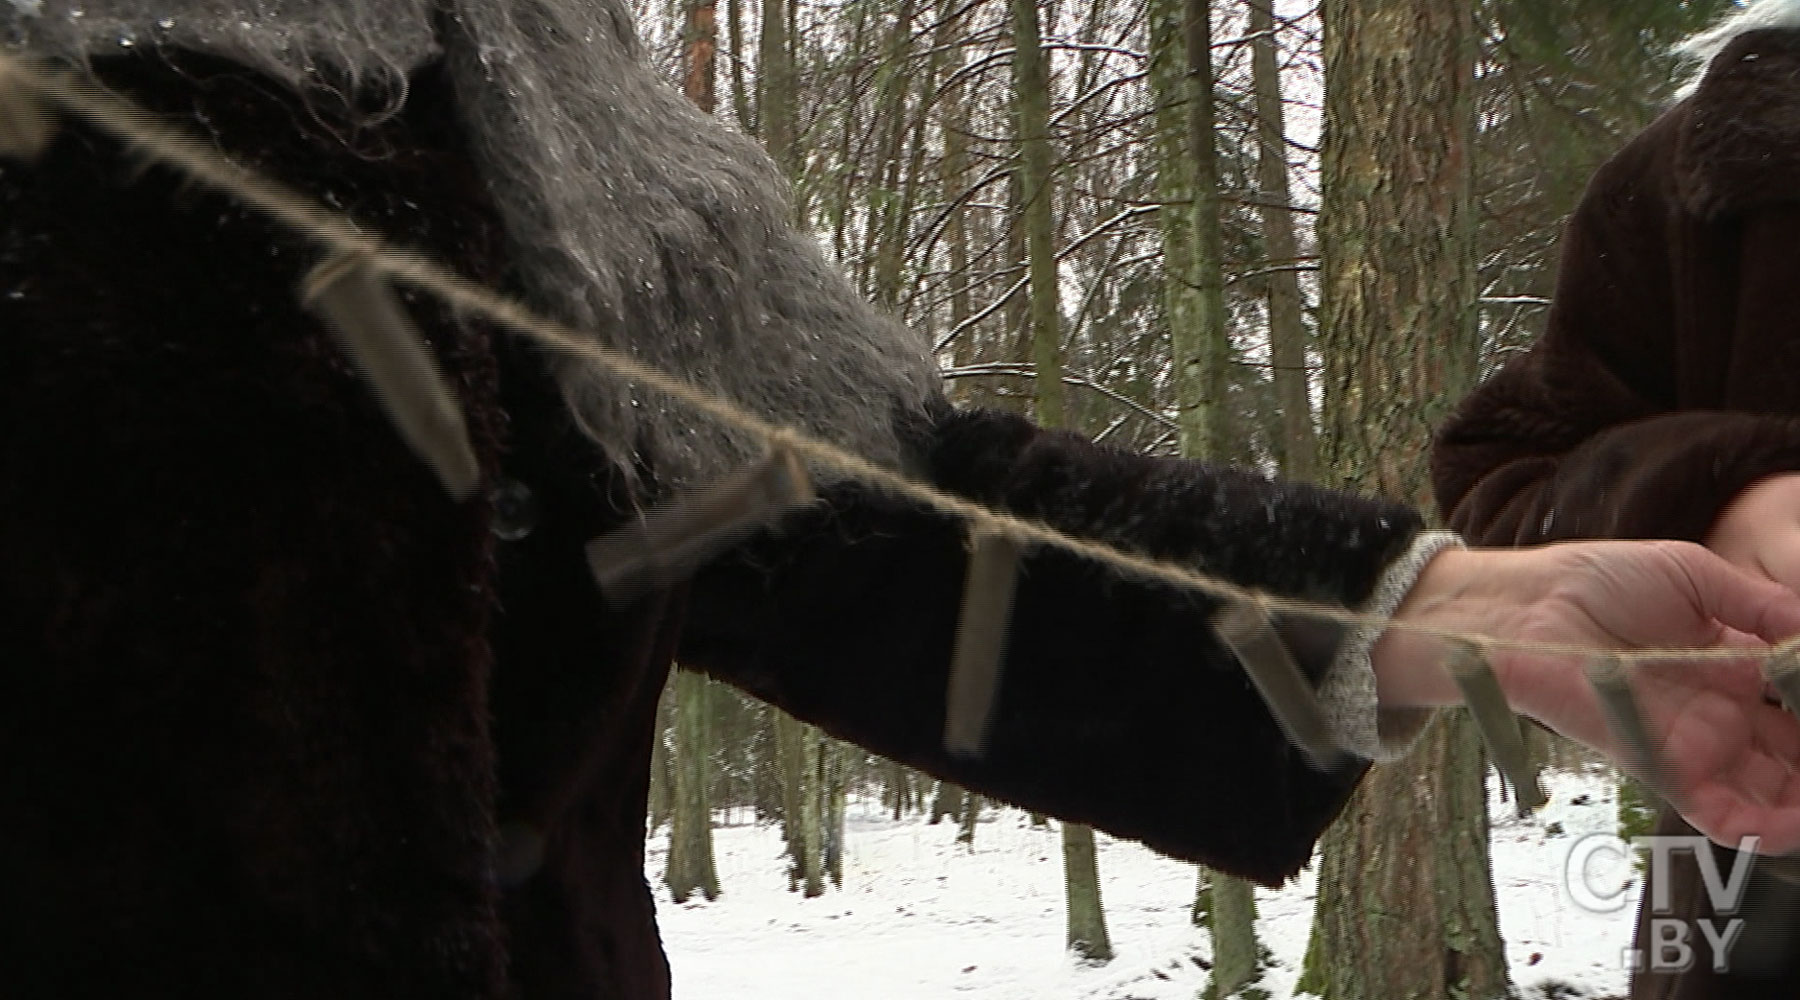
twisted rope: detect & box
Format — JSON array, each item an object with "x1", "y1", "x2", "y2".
[{"x1": 7, "y1": 51, "x2": 1796, "y2": 669}]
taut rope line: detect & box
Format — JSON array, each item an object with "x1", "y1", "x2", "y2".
[{"x1": 6, "y1": 51, "x2": 1796, "y2": 669}]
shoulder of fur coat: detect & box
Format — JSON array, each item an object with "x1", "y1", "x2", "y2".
[{"x1": 1676, "y1": 25, "x2": 1800, "y2": 220}]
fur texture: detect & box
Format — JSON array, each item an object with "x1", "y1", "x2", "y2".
[
  {"x1": 0, "y1": 53, "x2": 513, "y2": 997},
  {"x1": 3, "y1": 0, "x2": 940, "y2": 487},
  {"x1": 1674, "y1": 0, "x2": 1800, "y2": 98},
  {"x1": 1431, "y1": 29, "x2": 1800, "y2": 999},
  {"x1": 683, "y1": 404, "x2": 1420, "y2": 886},
  {"x1": 2, "y1": 45, "x2": 1433, "y2": 1000}
]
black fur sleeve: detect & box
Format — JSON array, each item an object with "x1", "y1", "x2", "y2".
[{"x1": 679, "y1": 405, "x2": 1424, "y2": 885}]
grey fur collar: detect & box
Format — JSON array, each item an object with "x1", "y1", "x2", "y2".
[{"x1": 4, "y1": 0, "x2": 941, "y2": 488}]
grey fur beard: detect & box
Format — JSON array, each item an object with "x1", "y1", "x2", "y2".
[{"x1": 5, "y1": 0, "x2": 942, "y2": 489}]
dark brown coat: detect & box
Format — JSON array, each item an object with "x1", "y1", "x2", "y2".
[
  {"x1": 1432, "y1": 28, "x2": 1800, "y2": 1000},
  {"x1": 0, "y1": 51, "x2": 1422, "y2": 998}
]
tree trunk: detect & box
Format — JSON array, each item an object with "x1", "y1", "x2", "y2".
[
  {"x1": 823, "y1": 739, "x2": 846, "y2": 887},
  {"x1": 1150, "y1": 0, "x2": 1263, "y2": 985},
  {"x1": 725, "y1": 0, "x2": 751, "y2": 131},
  {"x1": 1313, "y1": 718, "x2": 1506, "y2": 999},
  {"x1": 647, "y1": 676, "x2": 675, "y2": 835},
  {"x1": 1305, "y1": 1, "x2": 1500, "y2": 996},
  {"x1": 1062, "y1": 822, "x2": 1114, "y2": 963},
  {"x1": 929, "y1": 779, "x2": 961, "y2": 824},
  {"x1": 1147, "y1": 0, "x2": 1208, "y2": 455},
  {"x1": 796, "y1": 724, "x2": 824, "y2": 897},
  {"x1": 665, "y1": 668, "x2": 720, "y2": 903},
  {"x1": 1191, "y1": 866, "x2": 1210, "y2": 926},
  {"x1": 956, "y1": 790, "x2": 981, "y2": 847},
  {"x1": 886, "y1": 760, "x2": 906, "y2": 821},
  {"x1": 868, "y1": 0, "x2": 922, "y2": 307},
  {"x1": 756, "y1": 0, "x2": 796, "y2": 180},
  {"x1": 773, "y1": 710, "x2": 824, "y2": 896},
  {"x1": 1316, "y1": 0, "x2": 1481, "y2": 500},
  {"x1": 1009, "y1": 0, "x2": 1065, "y2": 429},
  {"x1": 1205, "y1": 873, "x2": 1262, "y2": 999},
  {"x1": 1248, "y1": 0, "x2": 1317, "y2": 479},
  {"x1": 1008, "y1": 0, "x2": 1115, "y2": 959},
  {"x1": 1179, "y1": 0, "x2": 1232, "y2": 458},
  {"x1": 681, "y1": 0, "x2": 718, "y2": 114}
]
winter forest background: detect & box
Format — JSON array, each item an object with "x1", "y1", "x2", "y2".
[{"x1": 631, "y1": 1, "x2": 1727, "y2": 997}]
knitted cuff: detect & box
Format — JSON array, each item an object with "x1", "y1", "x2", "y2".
[{"x1": 1317, "y1": 529, "x2": 1465, "y2": 762}]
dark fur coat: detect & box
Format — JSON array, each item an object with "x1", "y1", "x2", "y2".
[
  {"x1": 0, "y1": 52, "x2": 1423, "y2": 999},
  {"x1": 1432, "y1": 28, "x2": 1800, "y2": 1000}
]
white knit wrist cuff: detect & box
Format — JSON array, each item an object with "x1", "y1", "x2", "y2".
[{"x1": 1317, "y1": 529, "x2": 1464, "y2": 761}]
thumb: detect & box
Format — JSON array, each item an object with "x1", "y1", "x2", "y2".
[{"x1": 1664, "y1": 542, "x2": 1800, "y2": 647}]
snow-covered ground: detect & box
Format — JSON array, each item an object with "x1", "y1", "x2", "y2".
[{"x1": 648, "y1": 767, "x2": 1636, "y2": 999}]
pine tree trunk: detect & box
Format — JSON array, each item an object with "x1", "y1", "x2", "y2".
[
  {"x1": 665, "y1": 669, "x2": 720, "y2": 903},
  {"x1": 1304, "y1": 2, "x2": 1502, "y2": 997},
  {"x1": 1248, "y1": 0, "x2": 1316, "y2": 479},
  {"x1": 681, "y1": 0, "x2": 718, "y2": 114},
  {"x1": 1312, "y1": 718, "x2": 1506, "y2": 999},
  {"x1": 1062, "y1": 822, "x2": 1114, "y2": 963},
  {"x1": 1316, "y1": 0, "x2": 1481, "y2": 499}
]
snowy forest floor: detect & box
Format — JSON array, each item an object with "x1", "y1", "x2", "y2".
[{"x1": 647, "y1": 767, "x2": 1631, "y2": 1000}]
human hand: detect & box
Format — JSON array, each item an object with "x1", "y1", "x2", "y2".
[
  {"x1": 1374, "y1": 539, "x2": 1800, "y2": 854},
  {"x1": 1707, "y1": 472, "x2": 1800, "y2": 593}
]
